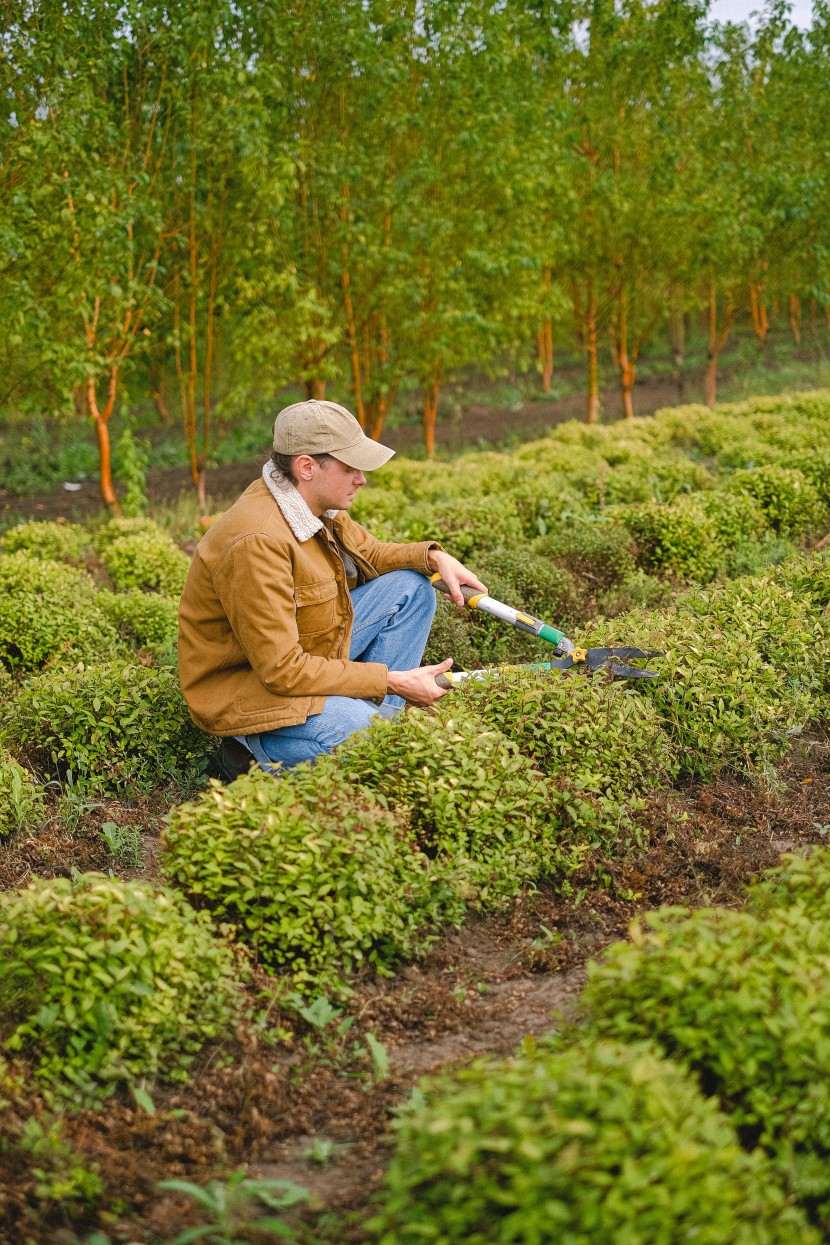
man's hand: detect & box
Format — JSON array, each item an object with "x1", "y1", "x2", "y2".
[
  {"x1": 428, "y1": 549, "x2": 487, "y2": 608},
  {"x1": 387, "y1": 658, "x2": 454, "y2": 706}
]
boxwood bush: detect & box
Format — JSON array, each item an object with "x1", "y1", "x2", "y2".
[
  {"x1": 726, "y1": 465, "x2": 826, "y2": 537},
  {"x1": 582, "y1": 607, "x2": 808, "y2": 780},
  {"x1": 99, "y1": 531, "x2": 190, "y2": 596},
  {"x1": 0, "y1": 520, "x2": 92, "y2": 563},
  {"x1": 534, "y1": 518, "x2": 637, "y2": 593},
  {"x1": 617, "y1": 497, "x2": 722, "y2": 583},
  {"x1": 580, "y1": 903, "x2": 830, "y2": 1216},
  {"x1": 747, "y1": 847, "x2": 830, "y2": 921},
  {"x1": 457, "y1": 665, "x2": 677, "y2": 798},
  {"x1": 0, "y1": 875, "x2": 242, "y2": 1094},
  {"x1": 0, "y1": 748, "x2": 43, "y2": 837},
  {"x1": 163, "y1": 759, "x2": 465, "y2": 987},
  {"x1": 0, "y1": 552, "x2": 123, "y2": 673},
  {"x1": 4, "y1": 662, "x2": 212, "y2": 794},
  {"x1": 336, "y1": 703, "x2": 577, "y2": 905},
  {"x1": 371, "y1": 1038, "x2": 815, "y2": 1245},
  {"x1": 96, "y1": 588, "x2": 179, "y2": 656}
]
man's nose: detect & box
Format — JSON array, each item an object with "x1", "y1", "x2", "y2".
[{"x1": 353, "y1": 471, "x2": 366, "y2": 486}]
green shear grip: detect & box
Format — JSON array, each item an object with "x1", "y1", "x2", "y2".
[{"x1": 539, "y1": 622, "x2": 567, "y2": 646}]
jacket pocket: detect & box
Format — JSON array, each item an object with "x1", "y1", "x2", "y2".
[{"x1": 294, "y1": 578, "x2": 338, "y2": 637}]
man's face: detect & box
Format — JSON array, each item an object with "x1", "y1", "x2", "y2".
[{"x1": 310, "y1": 457, "x2": 367, "y2": 513}]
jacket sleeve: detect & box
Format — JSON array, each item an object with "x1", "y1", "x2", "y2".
[
  {"x1": 336, "y1": 512, "x2": 441, "y2": 576},
  {"x1": 212, "y1": 532, "x2": 389, "y2": 700}
]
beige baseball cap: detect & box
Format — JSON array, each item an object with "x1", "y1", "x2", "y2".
[{"x1": 272, "y1": 399, "x2": 395, "y2": 472}]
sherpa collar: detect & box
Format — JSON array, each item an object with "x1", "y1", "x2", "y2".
[{"x1": 261, "y1": 462, "x2": 339, "y2": 543}]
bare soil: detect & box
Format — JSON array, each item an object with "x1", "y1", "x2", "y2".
[{"x1": 3, "y1": 727, "x2": 830, "y2": 1244}]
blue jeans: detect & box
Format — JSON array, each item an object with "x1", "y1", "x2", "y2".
[{"x1": 246, "y1": 569, "x2": 436, "y2": 771}]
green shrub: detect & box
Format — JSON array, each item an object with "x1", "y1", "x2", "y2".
[
  {"x1": 371, "y1": 1038, "x2": 815, "y2": 1245},
  {"x1": 0, "y1": 748, "x2": 43, "y2": 837},
  {"x1": 747, "y1": 847, "x2": 830, "y2": 920},
  {"x1": 92, "y1": 516, "x2": 168, "y2": 551},
  {"x1": 775, "y1": 551, "x2": 830, "y2": 610},
  {"x1": 163, "y1": 760, "x2": 463, "y2": 987},
  {"x1": 618, "y1": 497, "x2": 722, "y2": 582},
  {"x1": 726, "y1": 465, "x2": 826, "y2": 537},
  {"x1": 4, "y1": 662, "x2": 212, "y2": 795},
  {"x1": 97, "y1": 589, "x2": 179, "y2": 655},
  {"x1": 458, "y1": 665, "x2": 677, "y2": 798},
  {"x1": 580, "y1": 903, "x2": 830, "y2": 1216},
  {"x1": 407, "y1": 496, "x2": 525, "y2": 563},
  {"x1": 337, "y1": 703, "x2": 575, "y2": 905},
  {"x1": 0, "y1": 520, "x2": 92, "y2": 563},
  {"x1": 535, "y1": 518, "x2": 637, "y2": 593},
  {"x1": 699, "y1": 490, "x2": 769, "y2": 548},
  {"x1": 582, "y1": 607, "x2": 808, "y2": 779},
  {"x1": 0, "y1": 875, "x2": 242, "y2": 1093},
  {"x1": 678, "y1": 572, "x2": 830, "y2": 715},
  {"x1": 0, "y1": 552, "x2": 123, "y2": 673},
  {"x1": 100, "y1": 531, "x2": 191, "y2": 596}
]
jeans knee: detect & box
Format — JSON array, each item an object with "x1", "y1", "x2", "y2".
[{"x1": 398, "y1": 569, "x2": 437, "y2": 617}]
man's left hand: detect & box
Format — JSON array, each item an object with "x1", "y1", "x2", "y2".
[{"x1": 428, "y1": 550, "x2": 488, "y2": 608}]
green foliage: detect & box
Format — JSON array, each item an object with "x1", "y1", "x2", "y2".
[
  {"x1": 535, "y1": 518, "x2": 637, "y2": 593},
  {"x1": 3, "y1": 662, "x2": 212, "y2": 795},
  {"x1": 96, "y1": 588, "x2": 179, "y2": 656},
  {"x1": 337, "y1": 703, "x2": 573, "y2": 905},
  {"x1": 458, "y1": 666, "x2": 676, "y2": 798},
  {"x1": 746, "y1": 847, "x2": 830, "y2": 920},
  {"x1": 0, "y1": 875, "x2": 242, "y2": 1093},
  {"x1": 580, "y1": 901, "x2": 830, "y2": 1216},
  {"x1": 99, "y1": 530, "x2": 191, "y2": 596},
  {"x1": 0, "y1": 748, "x2": 43, "y2": 837},
  {"x1": 699, "y1": 489, "x2": 770, "y2": 547},
  {"x1": 0, "y1": 552, "x2": 123, "y2": 673},
  {"x1": 157, "y1": 1169, "x2": 309, "y2": 1245},
  {"x1": 0, "y1": 520, "x2": 92, "y2": 563},
  {"x1": 163, "y1": 760, "x2": 463, "y2": 988},
  {"x1": 16, "y1": 1115, "x2": 104, "y2": 1205},
  {"x1": 617, "y1": 497, "x2": 722, "y2": 582},
  {"x1": 582, "y1": 605, "x2": 810, "y2": 780},
  {"x1": 406, "y1": 496, "x2": 525, "y2": 563},
  {"x1": 92, "y1": 516, "x2": 168, "y2": 552},
  {"x1": 113, "y1": 423, "x2": 149, "y2": 517},
  {"x1": 371, "y1": 1038, "x2": 815, "y2": 1245},
  {"x1": 727, "y1": 466, "x2": 827, "y2": 537}
]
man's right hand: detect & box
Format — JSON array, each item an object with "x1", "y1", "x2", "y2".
[{"x1": 387, "y1": 657, "x2": 454, "y2": 706}]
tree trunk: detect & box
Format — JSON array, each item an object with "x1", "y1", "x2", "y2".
[
  {"x1": 705, "y1": 281, "x2": 734, "y2": 408},
  {"x1": 749, "y1": 283, "x2": 769, "y2": 348},
  {"x1": 423, "y1": 381, "x2": 439, "y2": 458},
  {"x1": 305, "y1": 378, "x2": 326, "y2": 399},
  {"x1": 87, "y1": 369, "x2": 121, "y2": 513},
  {"x1": 614, "y1": 287, "x2": 636, "y2": 421},
  {"x1": 789, "y1": 293, "x2": 802, "y2": 345}
]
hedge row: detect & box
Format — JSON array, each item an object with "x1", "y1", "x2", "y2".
[
  {"x1": 369, "y1": 848, "x2": 830, "y2": 1243},
  {"x1": 163, "y1": 548, "x2": 830, "y2": 990}
]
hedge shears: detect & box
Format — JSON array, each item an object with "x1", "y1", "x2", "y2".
[{"x1": 430, "y1": 575, "x2": 662, "y2": 687}]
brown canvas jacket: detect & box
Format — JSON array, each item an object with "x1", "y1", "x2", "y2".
[{"x1": 178, "y1": 476, "x2": 438, "y2": 736}]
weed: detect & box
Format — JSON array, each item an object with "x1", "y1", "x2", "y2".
[{"x1": 157, "y1": 1168, "x2": 309, "y2": 1244}]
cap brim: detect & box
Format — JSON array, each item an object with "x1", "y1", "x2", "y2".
[{"x1": 330, "y1": 438, "x2": 395, "y2": 471}]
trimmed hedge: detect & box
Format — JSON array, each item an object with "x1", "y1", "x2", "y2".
[
  {"x1": 580, "y1": 900, "x2": 830, "y2": 1215},
  {"x1": 96, "y1": 588, "x2": 179, "y2": 656},
  {"x1": 0, "y1": 520, "x2": 92, "y2": 563},
  {"x1": 163, "y1": 759, "x2": 465, "y2": 987},
  {"x1": 0, "y1": 875, "x2": 242, "y2": 1094},
  {"x1": 371, "y1": 1038, "x2": 815, "y2": 1245},
  {"x1": 3, "y1": 662, "x2": 212, "y2": 794},
  {"x1": 0, "y1": 552, "x2": 122, "y2": 673},
  {"x1": 336, "y1": 702, "x2": 577, "y2": 905},
  {"x1": 99, "y1": 531, "x2": 190, "y2": 596}
]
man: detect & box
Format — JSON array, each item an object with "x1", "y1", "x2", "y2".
[{"x1": 178, "y1": 398, "x2": 486, "y2": 775}]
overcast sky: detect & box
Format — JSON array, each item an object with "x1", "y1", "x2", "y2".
[{"x1": 709, "y1": 0, "x2": 814, "y2": 26}]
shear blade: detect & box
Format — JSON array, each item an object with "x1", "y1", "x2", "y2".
[{"x1": 605, "y1": 661, "x2": 661, "y2": 680}]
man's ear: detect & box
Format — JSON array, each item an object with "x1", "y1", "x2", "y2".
[{"x1": 293, "y1": 454, "x2": 317, "y2": 482}]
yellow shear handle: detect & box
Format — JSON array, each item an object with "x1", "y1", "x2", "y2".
[{"x1": 570, "y1": 647, "x2": 588, "y2": 663}]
